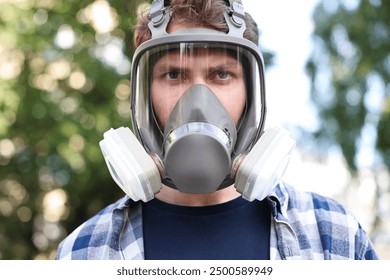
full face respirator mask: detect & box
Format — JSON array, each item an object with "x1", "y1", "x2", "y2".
[{"x1": 99, "y1": 0, "x2": 296, "y2": 202}]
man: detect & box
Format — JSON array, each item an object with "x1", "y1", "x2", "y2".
[{"x1": 56, "y1": 0, "x2": 378, "y2": 260}]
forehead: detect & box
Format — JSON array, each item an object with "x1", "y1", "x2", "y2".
[{"x1": 154, "y1": 47, "x2": 242, "y2": 66}]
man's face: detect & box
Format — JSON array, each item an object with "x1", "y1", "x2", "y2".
[{"x1": 151, "y1": 45, "x2": 246, "y2": 129}]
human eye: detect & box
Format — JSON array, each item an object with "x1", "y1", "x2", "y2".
[
  {"x1": 164, "y1": 70, "x2": 182, "y2": 80},
  {"x1": 216, "y1": 71, "x2": 232, "y2": 80},
  {"x1": 209, "y1": 67, "x2": 234, "y2": 83}
]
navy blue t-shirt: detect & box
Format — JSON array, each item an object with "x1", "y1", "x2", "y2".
[{"x1": 142, "y1": 196, "x2": 271, "y2": 260}]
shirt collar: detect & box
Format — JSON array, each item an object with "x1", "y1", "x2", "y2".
[
  {"x1": 116, "y1": 195, "x2": 136, "y2": 208},
  {"x1": 114, "y1": 182, "x2": 290, "y2": 220},
  {"x1": 267, "y1": 182, "x2": 290, "y2": 220}
]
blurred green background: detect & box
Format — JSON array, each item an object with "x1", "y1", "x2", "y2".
[{"x1": 0, "y1": 0, "x2": 389, "y2": 259}]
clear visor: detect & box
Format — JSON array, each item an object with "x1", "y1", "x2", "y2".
[{"x1": 130, "y1": 42, "x2": 265, "y2": 159}]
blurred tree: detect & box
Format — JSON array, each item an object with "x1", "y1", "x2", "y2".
[
  {"x1": 306, "y1": 0, "x2": 390, "y2": 171},
  {"x1": 0, "y1": 0, "x2": 147, "y2": 259},
  {"x1": 0, "y1": 0, "x2": 274, "y2": 259},
  {"x1": 305, "y1": 0, "x2": 390, "y2": 247}
]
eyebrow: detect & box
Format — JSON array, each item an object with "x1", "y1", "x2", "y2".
[
  {"x1": 154, "y1": 61, "x2": 241, "y2": 72},
  {"x1": 153, "y1": 64, "x2": 185, "y2": 74}
]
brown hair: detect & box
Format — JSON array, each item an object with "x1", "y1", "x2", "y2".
[{"x1": 134, "y1": 0, "x2": 259, "y2": 48}]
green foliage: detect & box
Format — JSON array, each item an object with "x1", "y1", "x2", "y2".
[
  {"x1": 0, "y1": 0, "x2": 146, "y2": 259},
  {"x1": 306, "y1": 0, "x2": 390, "y2": 172}
]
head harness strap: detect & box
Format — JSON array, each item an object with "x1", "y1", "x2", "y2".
[{"x1": 148, "y1": 0, "x2": 246, "y2": 38}]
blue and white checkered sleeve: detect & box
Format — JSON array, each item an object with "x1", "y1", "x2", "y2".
[{"x1": 55, "y1": 196, "x2": 130, "y2": 260}]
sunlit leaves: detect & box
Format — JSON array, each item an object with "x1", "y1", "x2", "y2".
[
  {"x1": 306, "y1": 0, "x2": 390, "y2": 172},
  {"x1": 0, "y1": 0, "x2": 146, "y2": 259}
]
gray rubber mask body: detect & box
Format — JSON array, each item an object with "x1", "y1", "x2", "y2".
[{"x1": 162, "y1": 84, "x2": 237, "y2": 194}]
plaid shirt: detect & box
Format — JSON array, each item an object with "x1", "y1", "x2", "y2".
[{"x1": 55, "y1": 182, "x2": 378, "y2": 260}]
